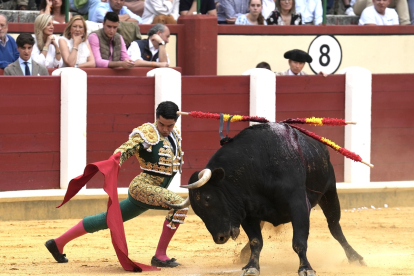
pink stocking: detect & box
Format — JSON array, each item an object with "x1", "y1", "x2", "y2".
[
  {"x1": 54, "y1": 220, "x2": 87, "y2": 253},
  {"x1": 154, "y1": 219, "x2": 179, "y2": 261}
]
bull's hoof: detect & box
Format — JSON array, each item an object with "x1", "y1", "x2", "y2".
[
  {"x1": 240, "y1": 268, "x2": 260, "y2": 276},
  {"x1": 298, "y1": 269, "x2": 316, "y2": 276}
]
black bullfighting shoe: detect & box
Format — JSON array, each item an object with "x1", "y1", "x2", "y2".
[
  {"x1": 45, "y1": 239, "x2": 68, "y2": 263},
  {"x1": 151, "y1": 256, "x2": 180, "y2": 267}
]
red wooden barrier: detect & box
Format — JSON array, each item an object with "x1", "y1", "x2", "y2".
[
  {"x1": 371, "y1": 74, "x2": 414, "y2": 181},
  {"x1": 276, "y1": 75, "x2": 346, "y2": 182},
  {"x1": 86, "y1": 76, "x2": 155, "y2": 188},
  {"x1": 0, "y1": 76, "x2": 61, "y2": 191},
  {"x1": 181, "y1": 76, "x2": 250, "y2": 183}
]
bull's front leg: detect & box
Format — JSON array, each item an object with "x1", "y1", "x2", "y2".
[{"x1": 240, "y1": 217, "x2": 263, "y2": 276}]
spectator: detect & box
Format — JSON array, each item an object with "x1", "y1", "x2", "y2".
[
  {"x1": 88, "y1": 12, "x2": 135, "y2": 68},
  {"x1": 89, "y1": 0, "x2": 142, "y2": 23},
  {"x1": 256, "y1": 61, "x2": 271, "y2": 70},
  {"x1": 32, "y1": 14, "x2": 63, "y2": 69},
  {"x1": 39, "y1": 0, "x2": 72, "y2": 24},
  {"x1": 0, "y1": 14, "x2": 19, "y2": 69},
  {"x1": 261, "y1": 0, "x2": 275, "y2": 19},
  {"x1": 4, "y1": 33, "x2": 49, "y2": 75},
  {"x1": 235, "y1": 0, "x2": 267, "y2": 24},
  {"x1": 267, "y1": 0, "x2": 302, "y2": 25},
  {"x1": 295, "y1": 0, "x2": 322, "y2": 25},
  {"x1": 127, "y1": 23, "x2": 169, "y2": 67},
  {"x1": 277, "y1": 49, "x2": 327, "y2": 76},
  {"x1": 217, "y1": 0, "x2": 249, "y2": 24},
  {"x1": 179, "y1": 0, "x2": 217, "y2": 16},
  {"x1": 59, "y1": 15, "x2": 95, "y2": 68},
  {"x1": 355, "y1": 0, "x2": 407, "y2": 25},
  {"x1": 141, "y1": 0, "x2": 180, "y2": 24},
  {"x1": 0, "y1": 0, "x2": 29, "y2": 10}
]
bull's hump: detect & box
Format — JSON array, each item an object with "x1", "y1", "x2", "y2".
[{"x1": 268, "y1": 123, "x2": 300, "y2": 151}]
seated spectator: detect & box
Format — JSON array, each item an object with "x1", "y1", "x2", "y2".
[
  {"x1": 141, "y1": 0, "x2": 180, "y2": 24},
  {"x1": 217, "y1": 0, "x2": 249, "y2": 24},
  {"x1": 127, "y1": 23, "x2": 169, "y2": 67},
  {"x1": 356, "y1": 0, "x2": 405, "y2": 25},
  {"x1": 32, "y1": 14, "x2": 63, "y2": 69},
  {"x1": 277, "y1": 49, "x2": 327, "y2": 76},
  {"x1": 295, "y1": 0, "x2": 322, "y2": 25},
  {"x1": 179, "y1": 0, "x2": 217, "y2": 16},
  {"x1": 59, "y1": 15, "x2": 95, "y2": 68},
  {"x1": 262, "y1": 0, "x2": 275, "y2": 19},
  {"x1": 89, "y1": 0, "x2": 142, "y2": 23},
  {"x1": 39, "y1": 0, "x2": 72, "y2": 24},
  {"x1": 235, "y1": 0, "x2": 267, "y2": 24},
  {"x1": 0, "y1": 0, "x2": 30, "y2": 10},
  {"x1": 0, "y1": 14, "x2": 19, "y2": 69},
  {"x1": 256, "y1": 61, "x2": 271, "y2": 70},
  {"x1": 4, "y1": 33, "x2": 49, "y2": 75},
  {"x1": 267, "y1": 0, "x2": 302, "y2": 25},
  {"x1": 88, "y1": 12, "x2": 135, "y2": 68}
]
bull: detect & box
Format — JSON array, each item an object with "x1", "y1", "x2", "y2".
[{"x1": 168, "y1": 122, "x2": 366, "y2": 276}]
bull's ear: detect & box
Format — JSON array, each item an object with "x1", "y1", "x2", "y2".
[{"x1": 211, "y1": 167, "x2": 225, "y2": 183}]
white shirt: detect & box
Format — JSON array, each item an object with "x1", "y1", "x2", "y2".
[
  {"x1": 262, "y1": 0, "x2": 275, "y2": 19},
  {"x1": 141, "y1": 0, "x2": 180, "y2": 24},
  {"x1": 59, "y1": 37, "x2": 91, "y2": 67},
  {"x1": 358, "y1": 6, "x2": 399, "y2": 25},
  {"x1": 31, "y1": 35, "x2": 63, "y2": 69},
  {"x1": 296, "y1": 0, "x2": 322, "y2": 25},
  {"x1": 127, "y1": 39, "x2": 170, "y2": 63}
]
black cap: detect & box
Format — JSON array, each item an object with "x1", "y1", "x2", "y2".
[{"x1": 284, "y1": 49, "x2": 313, "y2": 63}]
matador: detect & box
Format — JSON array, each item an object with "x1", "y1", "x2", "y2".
[{"x1": 45, "y1": 101, "x2": 188, "y2": 269}]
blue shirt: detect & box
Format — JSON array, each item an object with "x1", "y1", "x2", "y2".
[
  {"x1": 0, "y1": 34, "x2": 20, "y2": 69},
  {"x1": 88, "y1": 3, "x2": 143, "y2": 23},
  {"x1": 19, "y1": 57, "x2": 33, "y2": 76}
]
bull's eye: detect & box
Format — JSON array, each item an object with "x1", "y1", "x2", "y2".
[{"x1": 204, "y1": 195, "x2": 210, "y2": 207}]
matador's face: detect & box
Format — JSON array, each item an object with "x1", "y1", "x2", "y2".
[{"x1": 156, "y1": 115, "x2": 176, "y2": 137}]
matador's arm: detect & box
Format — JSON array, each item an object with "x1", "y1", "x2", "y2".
[{"x1": 113, "y1": 133, "x2": 144, "y2": 166}]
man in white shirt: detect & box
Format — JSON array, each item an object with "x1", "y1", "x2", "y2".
[
  {"x1": 295, "y1": 0, "x2": 322, "y2": 25},
  {"x1": 4, "y1": 33, "x2": 48, "y2": 76},
  {"x1": 355, "y1": 0, "x2": 407, "y2": 25},
  {"x1": 127, "y1": 23, "x2": 170, "y2": 68},
  {"x1": 359, "y1": 0, "x2": 399, "y2": 25}
]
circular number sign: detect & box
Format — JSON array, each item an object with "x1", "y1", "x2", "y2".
[{"x1": 308, "y1": 35, "x2": 342, "y2": 75}]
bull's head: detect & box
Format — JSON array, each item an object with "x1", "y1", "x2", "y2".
[{"x1": 166, "y1": 168, "x2": 242, "y2": 245}]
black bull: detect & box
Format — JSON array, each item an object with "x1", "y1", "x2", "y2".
[{"x1": 171, "y1": 122, "x2": 366, "y2": 276}]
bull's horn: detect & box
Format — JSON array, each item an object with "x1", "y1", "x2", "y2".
[
  {"x1": 181, "y1": 169, "x2": 212, "y2": 189},
  {"x1": 164, "y1": 197, "x2": 190, "y2": 209}
]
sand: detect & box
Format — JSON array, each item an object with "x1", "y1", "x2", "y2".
[{"x1": 1, "y1": 206, "x2": 413, "y2": 276}]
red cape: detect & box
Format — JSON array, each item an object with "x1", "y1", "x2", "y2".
[{"x1": 57, "y1": 152, "x2": 159, "y2": 272}]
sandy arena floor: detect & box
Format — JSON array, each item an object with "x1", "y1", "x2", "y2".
[{"x1": 0, "y1": 206, "x2": 413, "y2": 276}]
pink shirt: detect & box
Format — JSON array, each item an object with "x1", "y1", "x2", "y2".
[{"x1": 88, "y1": 33, "x2": 130, "y2": 68}]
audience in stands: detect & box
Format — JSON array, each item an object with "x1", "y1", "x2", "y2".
[
  {"x1": 89, "y1": 0, "x2": 142, "y2": 23},
  {"x1": 141, "y1": 0, "x2": 180, "y2": 24},
  {"x1": 256, "y1": 61, "x2": 271, "y2": 70},
  {"x1": 261, "y1": 0, "x2": 275, "y2": 19},
  {"x1": 409, "y1": 0, "x2": 414, "y2": 24},
  {"x1": 59, "y1": 15, "x2": 95, "y2": 67},
  {"x1": 88, "y1": 12, "x2": 134, "y2": 68},
  {"x1": 4, "y1": 33, "x2": 49, "y2": 75},
  {"x1": 295, "y1": 0, "x2": 322, "y2": 25},
  {"x1": 0, "y1": 0, "x2": 31, "y2": 10},
  {"x1": 127, "y1": 23, "x2": 169, "y2": 67},
  {"x1": 32, "y1": 14, "x2": 63, "y2": 68},
  {"x1": 0, "y1": 14, "x2": 19, "y2": 69},
  {"x1": 355, "y1": 0, "x2": 407, "y2": 24},
  {"x1": 217, "y1": 0, "x2": 249, "y2": 24},
  {"x1": 267, "y1": 0, "x2": 302, "y2": 25},
  {"x1": 39, "y1": 0, "x2": 71, "y2": 24},
  {"x1": 179, "y1": 0, "x2": 216, "y2": 16},
  {"x1": 277, "y1": 49, "x2": 327, "y2": 76},
  {"x1": 235, "y1": 0, "x2": 267, "y2": 24},
  {"x1": 358, "y1": 0, "x2": 399, "y2": 24}
]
